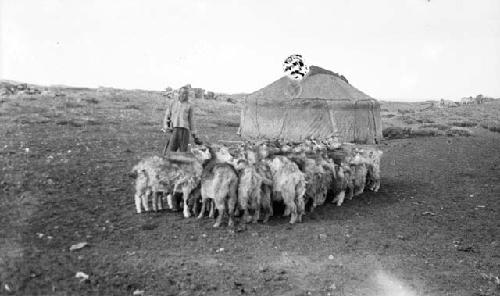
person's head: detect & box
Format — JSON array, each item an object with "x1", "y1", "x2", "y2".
[{"x1": 178, "y1": 87, "x2": 189, "y2": 102}]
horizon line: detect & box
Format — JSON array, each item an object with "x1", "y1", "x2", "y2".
[{"x1": 1, "y1": 77, "x2": 498, "y2": 102}]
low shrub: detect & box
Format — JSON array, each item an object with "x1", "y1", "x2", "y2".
[
  {"x1": 410, "y1": 128, "x2": 443, "y2": 137},
  {"x1": 399, "y1": 115, "x2": 418, "y2": 125},
  {"x1": 14, "y1": 116, "x2": 50, "y2": 124},
  {"x1": 55, "y1": 118, "x2": 100, "y2": 127},
  {"x1": 85, "y1": 119, "x2": 101, "y2": 126},
  {"x1": 382, "y1": 126, "x2": 412, "y2": 139},
  {"x1": 446, "y1": 127, "x2": 472, "y2": 137},
  {"x1": 56, "y1": 119, "x2": 83, "y2": 127},
  {"x1": 63, "y1": 102, "x2": 85, "y2": 109},
  {"x1": 489, "y1": 126, "x2": 500, "y2": 133},
  {"x1": 480, "y1": 121, "x2": 500, "y2": 133},
  {"x1": 448, "y1": 120, "x2": 477, "y2": 127},
  {"x1": 22, "y1": 96, "x2": 38, "y2": 101},
  {"x1": 217, "y1": 120, "x2": 240, "y2": 127},
  {"x1": 124, "y1": 104, "x2": 141, "y2": 110},
  {"x1": 397, "y1": 108, "x2": 415, "y2": 114},
  {"x1": 109, "y1": 96, "x2": 130, "y2": 102},
  {"x1": 415, "y1": 118, "x2": 435, "y2": 124},
  {"x1": 421, "y1": 123, "x2": 450, "y2": 131},
  {"x1": 82, "y1": 97, "x2": 99, "y2": 104}
]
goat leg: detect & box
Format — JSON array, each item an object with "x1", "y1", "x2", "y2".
[
  {"x1": 334, "y1": 191, "x2": 345, "y2": 206},
  {"x1": 213, "y1": 202, "x2": 224, "y2": 228},
  {"x1": 283, "y1": 205, "x2": 291, "y2": 217},
  {"x1": 208, "y1": 200, "x2": 215, "y2": 219},
  {"x1": 135, "y1": 193, "x2": 142, "y2": 214},
  {"x1": 284, "y1": 195, "x2": 297, "y2": 224},
  {"x1": 296, "y1": 196, "x2": 305, "y2": 223},
  {"x1": 141, "y1": 190, "x2": 151, "y2": 212},
  {"x1": 346, "y1": 184, "x2": 354, "y2": 201},
  {"x1": 252, "y1": 208, "x2": 260, "y2": 223},
  {"x1": 197, "y1": 199, "x2": 207, "y2": 219},
  {"x1": 242, "y1": 209, "x2": 251, "y2": 223},
  {"x1": 227, "y1": 197, "x2": 237, "y2": 228},
  {"x1": 158, "y1": 192, "x2": 164, "y2": 211},
  {"x1": 373, "y1": 180, "x2": 380, "y2": 192},
  {"x1": 152, "y1": 192, "x2": 159, "y2": 212},
  {"x1": 182, "y1": 188, "x2": 191, "y2": 218},
  {"x1": 166, "y1": 194, "x2": 174, "y2": 210}
]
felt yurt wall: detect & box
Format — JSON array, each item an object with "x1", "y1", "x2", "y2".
[{"x1": 240, "y1": 66, "x2": 383, "y2": 144}]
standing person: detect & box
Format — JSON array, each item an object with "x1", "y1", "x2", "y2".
[{"x1": 163, "y1": 86, "x2": 199, "y2": 152}]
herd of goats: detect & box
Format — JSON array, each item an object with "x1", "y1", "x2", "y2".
[{"x1": 131, "y1": 138, "x2": 383, "y2": 227}]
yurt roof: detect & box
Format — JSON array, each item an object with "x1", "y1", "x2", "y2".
[{"x1": 246, "y1": 65, "x2": 374, "y2": 104}]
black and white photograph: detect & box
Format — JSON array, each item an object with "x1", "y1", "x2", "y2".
[{"x1": 1, "y1": 0, "x2": 499, "y2": 295}]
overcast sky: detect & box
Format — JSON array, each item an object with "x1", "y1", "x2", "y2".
[{"x1": 1, "y1": 0, "x2": 499, "y2": 100}]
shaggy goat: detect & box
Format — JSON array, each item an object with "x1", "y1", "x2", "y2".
[
  {"x1": 131, "y1": 153, "x2": 205, "y2": 217},
  {"x1": 235, "y1": 159, "x2": 273, "y2": 223},
  {"x1": 198, "y1": 147, "x2": 239, "y2": 227},
  {"x1": 265, "y1": 155, "x2": 306, "y2": 224},
  {"x1": 131, "y1": 157, "x2": 159, "y2": 213},
  {"x1": 361, "y1": 148, "x2": 383, "y2": 192},
  {"x1": 346, "y1": 147, "x2": 383, "y2": 192},
  {"x1": 349, "y1": 162, "x2": 368, "y2": 197},
  {"x1": 331, "y1": 163, "x2": 353, "y2": 206}
]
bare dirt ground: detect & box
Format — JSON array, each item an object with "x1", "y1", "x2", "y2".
[{"x1": 1, "y1": 89, "x2": 499, "y2": 296}]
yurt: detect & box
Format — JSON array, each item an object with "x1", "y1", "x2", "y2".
[{"x1": 239, "y1": 66, "x2": 383, "y2": 144}]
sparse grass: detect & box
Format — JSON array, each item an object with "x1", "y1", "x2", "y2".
[
  {"x1": 55, "y1": 118, "x2": 101, "y2": 127},
  {"x1": 216, "y1": 120, "x2": 240, "y2": 127},
  {"x1": 140, "y1": 121, "x2": 156, "y2": 126},
  {"x1": 109, "y1": 96, "x2": 130, "y2": 102},
  {"x1": 381, "y1": 100, "x2": 500, "y2": 138},
  {"x1": 43, "y1": 112, "x2": 64, "y2": 119},
  {"x1": 62, "y1": 101, "x2": 85, "y2": 109},
  {"x1": 197, "y1": 109, "x2": 214, "y2": 116},
  {"x1": 124, "y1": 104, "x2": 141, "y2": 110},
  {"x1": 1, "y1": 86, "x2": 498, "y2": 296},
  {"x1": 82, "y1": 97, "x2": 99, "y2": 104},
  {"x1": 16, "y1": 105, "x2": 49, "y2": 114}
]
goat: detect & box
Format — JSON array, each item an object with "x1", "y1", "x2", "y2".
[
  {"x1": 198, "y1": 146, "x2": 239, "y2": 227},
  {"x1": 235, "y1": 159, "x2": 273, "y2": 223},
  {"x1": 331, "y1": 163, "x2": 353, "y2": 206},
  {"x1": 265, "y1": 155, "x2": 306, "y2": 224},
  {"x1": 131, "y1": 152, "x2": 205, "y2": 217}
]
